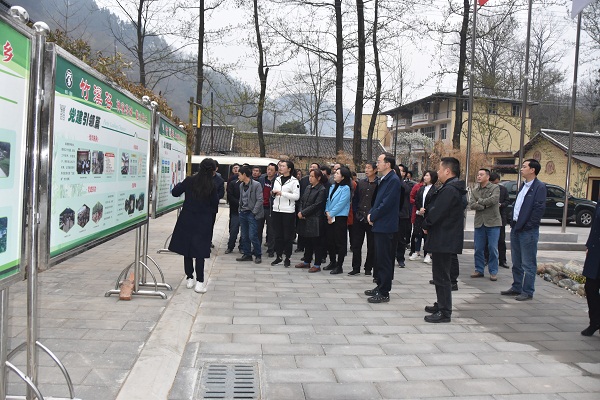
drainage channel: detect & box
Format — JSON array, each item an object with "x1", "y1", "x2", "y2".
[{"x1": 198, "y1": 363, "x2": 260, "y2": 399}]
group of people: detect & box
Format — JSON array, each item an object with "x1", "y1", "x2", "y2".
[{"x1": 166, "y1": 155, "x2": 600, "y2": 333}]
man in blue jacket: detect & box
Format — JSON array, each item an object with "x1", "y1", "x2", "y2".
[
  {"x1": 422, "y1": 157, "x2": 467, "y2": 323},
  {"x1": 365, "y1": 153, "x2": 401, "y2": 303},
  {"x1": 501, "y1": 159, "x2": 546, "y2": 301}
]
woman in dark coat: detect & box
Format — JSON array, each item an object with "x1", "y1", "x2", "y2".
[
  {"x1": 412, "y1": 170, "x2": 438, "y2": 264},
  {"x1": 169, "y1": 158, "x2": 219, "y2": 293},
  {"x1": 582, "y1": 203, "x2": 600, "y2": 336},
  {"x1": 295, "y1": 169, "x2": 328, "y2": 273}
]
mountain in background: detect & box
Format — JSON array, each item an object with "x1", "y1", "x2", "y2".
[{"x1": 5, "y1": 0, "x2": 351, "y2": 136}]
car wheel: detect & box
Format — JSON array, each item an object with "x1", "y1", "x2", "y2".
[{"x1": 576, "y1": 209, "x2": 593, "y2": 227}]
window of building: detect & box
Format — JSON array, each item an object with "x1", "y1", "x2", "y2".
[
  {"x1": 488, "y1": 102, "x2": 498, "y2": 114},
  {"x1": 462, "y1": 100, "x2": 469, "y2": 112},
  {"x1": 512, "y1": 104, "x2": 522, "y2": 117},
  {"x1": 422, "y1": 126, "x2": 435, "y2": 140},
  {"x1": 440, "y1": 123, "x2": 447, "y2": 140}
]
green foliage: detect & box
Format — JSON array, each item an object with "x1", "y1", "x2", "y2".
[{"x1": 278, "y1": 120, "x2": 307, "y2": 135}]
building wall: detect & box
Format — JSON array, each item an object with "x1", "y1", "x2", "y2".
[
  {"x1": 523, "y1": 139, "x2": 600, "y2": 200},
  {"x1": 361, "y1": 114, "x2": 390, "y2": 148}
]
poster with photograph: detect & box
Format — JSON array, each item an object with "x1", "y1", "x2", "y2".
[
  {"x1": 152, "y1": 116, "x2": 187, "y2": 217},
  {"x1": 49, "y1": 53, "x2": 151, "y2": 257},
  {"x1": 0, "y1": 18, "x2": 31, "y2": 283}
]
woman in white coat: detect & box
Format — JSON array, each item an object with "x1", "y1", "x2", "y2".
[{"x1": 270, "y1": 160, "x2": 301, "y2": 267}]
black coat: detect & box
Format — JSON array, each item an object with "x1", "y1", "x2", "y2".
[
  {"x1": 296, "y1": 183, "x2": 327, "y2": 238},
  {"x1": 422, "y1": 177, "x2": 467, "y2": 254},
  {"x1": 168, "y1": 176, "x2": 219, "y2": 258},
  {"x1": 584, "y1": 203, "x2": 600, "y2": 279},
  {"x1": 498, "y1": 183, "x2": 510, "y2": 225}
]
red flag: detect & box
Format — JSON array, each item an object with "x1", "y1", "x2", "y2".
[{"x1": 478, "y1": 0, "x2": 489, "y2": 5}]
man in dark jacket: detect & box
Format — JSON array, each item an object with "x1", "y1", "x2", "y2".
[
  {"x1": 225, "y1": 163, "x2": 241, "y2": 254},
  {"x1": 422, "y1": 157, "x2": 466, "y2": 323},
  {"x1": 501, "y1": 159, "x2": 546, "y2": 301},
  {"x1": 581, "y1": 203, "x2": 600, "y2": 336},
  {"x1": 236, "y1": 166, "x2": 264, "y2": 264},
  {"x1": 350, "y1": 161, "x2": 378, "y2": 276},
  {"x1": 258, "y1": 163, "x2": 277, "y2": 257},
  {"x1": 364, "y1": 153, "x2": 401, "y2": 303}
]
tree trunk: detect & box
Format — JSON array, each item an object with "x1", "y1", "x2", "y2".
[
  {"x1": 254, "y1": 0, "x2": 267, "y2": 157},
  {"x1": 452, "y1": 0, "x2": 470, "y2": 150},
  {"x1": 136, "y1": 0, "x2": 145, "y2": 87},
  {"x1": 353, "y1": 0, "x2": 365, "y2": 168},
  {"x1": 367, "y1": 0, "x2": 381, "y2": 162},
  {"x1": 335, "y1": 0, "x2": 344, "y2": 154},
  {"x1": 194, "y1": 0, "x2": 205, "y2": 155}
]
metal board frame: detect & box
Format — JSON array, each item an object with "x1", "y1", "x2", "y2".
[
  {"x1": 151, "y1": 113, "x2": 187, "y2": 219},
  {"x1": 42, "y1": 45, "x2": 152, "y2": 267},
  {"x1": 0, "y1": 11, "x2": 35, "y2": 289}
]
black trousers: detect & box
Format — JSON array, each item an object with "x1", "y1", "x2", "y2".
[
  {"x1": 184, "y1": 257, "x2": 205, "y2": 282},
  {"x1": 585, "y1": 277, "x2": 600, "y2": 327},
  {"x1": 373, "y1": 232, "x2": 398, "y2": 296},
  {"x1": 431, "y1": 252, "x2": 453, "y2": 316},
  {"x1": 484, "y1": 224, "x2": 507, "y2": 264},
  {"x1": 396, "y1": 218, "x2": 412, "y2": 263},
  {"x1": 451, "y1": 254, "x2": 459, "y2": 285},
  {"x1": 272, "y1": 211, "x2": 296, "y2": 258},
  {"x1": 257, "y1": 206, "x2": 274, "y2": 253},
  {"x1": 351, "y1": 220, "x2": 375, "y2": 273},
  {"x1": 304, "y1": 235, "x2": 326, "y2": 265},
  {"x1": 326, "y1": 216, "x2": 348, "y2": 269}
]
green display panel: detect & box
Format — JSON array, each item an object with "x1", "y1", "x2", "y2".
[
  {"x1": 50, "y1": 54, "x2": 151, "y2": 257},
  {"x1": 154, "y1": 116, "x2": 187, "y2": 217},
  {"x1": 0, "y1": 18, "x2": 31, "y2": 282}
]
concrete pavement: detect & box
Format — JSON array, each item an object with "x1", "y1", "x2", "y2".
[{"x1": 5, "y1": 205, "x2": 600, "y2": 399}]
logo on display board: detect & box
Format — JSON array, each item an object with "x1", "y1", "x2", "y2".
[
  {"x1": 65, "y1": 69, "x2": 73, "y2": 88},
  {"x1": 3, "y1": 41, "x2": 13, "y2": 62}
]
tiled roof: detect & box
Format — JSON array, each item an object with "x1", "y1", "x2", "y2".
[
  {"x1": 198, "y1": 125, "x2": 234, "y2": 154},
  {"x1": 540, "y1": 129, "x2": 600, "y2": 157},
  {"x1": 232, "y1": 132, "x2": 385, "y2": 161}
]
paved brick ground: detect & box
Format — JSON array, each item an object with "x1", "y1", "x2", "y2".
[{"x1": 5, "y1": 206, "x2": 600, "y2": 399}]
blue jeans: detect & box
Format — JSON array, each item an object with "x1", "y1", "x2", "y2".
[
  {"x1": 239, "y1": 211, "x2": 261, "y2": 257},
  {"x1": 510, "y1": 227, "x2": 539, "y2": 297},
  {"x1": 474, "y1": 225, "x2": 501, "y2": 275},
  {"x1": 227, "y1": 211, "x2": 240, "y2": 250}
]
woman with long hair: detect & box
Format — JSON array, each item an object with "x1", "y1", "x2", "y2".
[
  {"x1": 168, "y1": 158, "x2": 218, "y2": 293},
  {"x1": 271, "y1": 160, "x2": 301, "y2": 267},
  {"x1": 295, "y1": 168, "x2": 328, "y2": 272},
  {"x1": 411, "y1": 170, "x2": 438, "y2": 264},
  {"x1": 323, "y1": 166, "x2": 352, "y2": 274}
]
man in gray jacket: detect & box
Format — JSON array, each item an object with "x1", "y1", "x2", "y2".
[
  {"x1": 236, "y1": 166, "x2": 265, "y2": 264},
  {"x1": 469, "y1": 168, "x2": 502, "y2": 281}
]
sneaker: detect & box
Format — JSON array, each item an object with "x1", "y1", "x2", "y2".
[
  {"x1": 271, "y1": 257, "x2": 282, "y2": 266},
  {"x1": 186, "y1": 278, "x2": 195, "y2": 289},
  {"x1": 368, "y1": 294, "x2": 390, "y2": 303},
  {"x1": 409, "y1": 253, "x2": 421, "y2": 261},
  {"x1": 515, "y1": 293, "x2": 533, "y2": 301},
  {"x1": 284, "y1": 258, "x2": 291, "y2": 267},
  {"x1": 397, "y1": 261, "x2": 405, "y2": 268},
  {"x1": 423, "y1": 255, "x2": 432, "y2": 264},
  {"x1": 364, "y1": 287, "x2": 380, "y2": 296},
  {"x1": 490, "y1": 274, "x2": 497, "y2": 281},
  {"x1": 236, "y1": 254, "x2": 253, "y2": 262},
  {"x1": 194, "y1": 281, "x2": 207, "y2": 293},
  {"x1": 470, "y1": 271, "x2": 484, "y2": 278}
]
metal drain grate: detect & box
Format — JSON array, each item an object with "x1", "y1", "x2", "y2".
[{"x1": 199, "y1": 363, "x2": 259, "y2": 399}]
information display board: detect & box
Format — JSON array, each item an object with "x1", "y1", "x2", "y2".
[
  {"x1": 0, "y1": 18, "x2": 31, "y2": 284},
  {"x1": 152, "y1": 116, "x2": 187, "y2": 218},
  {"x1": 49, "y1": 53, "x2": 151, "y2": 258}
]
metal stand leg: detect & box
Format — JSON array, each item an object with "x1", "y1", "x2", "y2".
[
  {"x1": 156, "y1": 233, "x2": 176, "y2": 254},
  {"x1": 139, "y1": 223, "x2": 172, "y2": 290},
  {"x1": 105, "y1": 226, "x2": 167, "y2": 299}
]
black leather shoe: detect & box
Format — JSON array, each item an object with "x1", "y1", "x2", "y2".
[
  {"x1": 429, "y1": 279, "x2": 434, "y2": 285},
  {"x1": 284, "y1": 258, "x2": 291, "y2": 267},
  {"x1": 330, "y1": 268, "x2": 343, "y2": 275},
  {"x1": 451, "y1": 283, "x2": 458, "y2": 291},
  {"x1": 254, "y1": 257, "x2": 262, "y2": 264},
  {"x1": 364, "y1": 287, "x2": 380, "y2": 296},
  {"x1": 500, "y1": 289, "x2": 521, "y2": 296},
  {"x1": 368, "y1": 294, "x2": 389, "y2": 303},
  {"x1": 347, "y1": 270, "x2": 360, "y2": 276},
  {"x1": 581, "y1": 325, "x2": 600, "y2": 336},
  {"x1": 515, "y1": 293, "x2": 533, "y2": 301},
  {"x1": 271, "y1": 257, "x2": 282, "y2": 266},
  {"x1": 224, "y1": 248, "x2": 233, "y2": 254},
  {"x1": 365, "y1": 270, "x2": 372, "y2": 276},
  {"x1": 424, "y1": 311, "x2": 451, "y2": 323},
  {"x1": 424, "y1": 303, "x2": 439, "y2": 313},
  {"x1": 267, "y1": 252, "x2": 274, "y2": 258},
  {"x1": 236, "y1": 254, "x2": 253, "y2": 262},
  {"x1": 322, "y1": 262, "x2": 336, "y2": 271}
]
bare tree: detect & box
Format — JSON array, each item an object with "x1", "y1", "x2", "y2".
[{"x1": 353, "y1": 0, "x2": 366, "y2": 168}]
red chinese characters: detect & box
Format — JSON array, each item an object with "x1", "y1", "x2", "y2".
[
  {"x1": 3, "y1": 41, "x2": 13, "y2": 62},
  {"x1": 105, "y1": 92, "x2": 113, "y2": 110},
  {"x1": 79, "y1": 78, "x2": 91, "y2": 100},
  {"x1": 93, "y1": 85, "x2": 103, "y2": 105}
]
